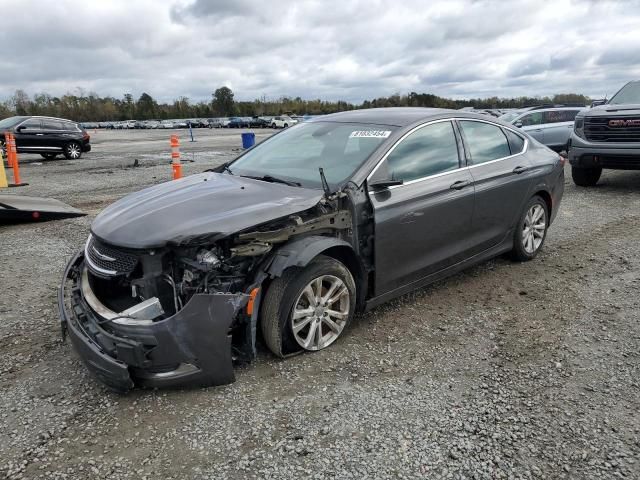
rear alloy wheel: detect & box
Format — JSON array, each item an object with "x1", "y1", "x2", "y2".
[
  {"x1": 64, "y1": 142, "x2": 82, "y2": 160},
  {"x1": 572, "y1": 166, "x2": 601, "y2": 187},
  {"x1": 40, "y1": 153, "x2": 57, "y2": 160},
  {"x1": 283, "y1": 123, "x2": 289, "y2": 128},
  {"x1": 511, "y1": 196, "x2": 548, "y2": 261},
  {"x1": 261, "y1": 255, "x2": 356, "y2": 357}
]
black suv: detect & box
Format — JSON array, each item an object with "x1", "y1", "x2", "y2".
[{"x1": 0, "y1": 116, "x2": 91, "y2": 160}]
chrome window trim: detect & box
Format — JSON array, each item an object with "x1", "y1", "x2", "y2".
[{"x1": 366, "y1": 117, "x2": 528, "y2": 192}]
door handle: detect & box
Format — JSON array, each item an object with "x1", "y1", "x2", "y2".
[
  {"x1": 513, "y1": 166, "x2": 528, "y2": 174},
  {"x1": 450, "y1": 180, "x2": 471, "y2": 190}
]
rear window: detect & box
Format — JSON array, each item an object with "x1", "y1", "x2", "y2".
[{"x1": 544, "y1": 110, "x2": 580, "y2": 123}]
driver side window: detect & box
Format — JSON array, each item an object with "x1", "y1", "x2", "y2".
[
  {"x1": 386, "y1": 121, "x2": 460, "y2": 182},
  {"x1": 520, "y1": 112, "x2": 543, "y2": 126}
]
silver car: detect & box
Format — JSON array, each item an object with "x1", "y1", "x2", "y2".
[{"x1": 500, "y1": 106, "x2": 585, "y2": 152}]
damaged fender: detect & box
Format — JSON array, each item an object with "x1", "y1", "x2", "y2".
[{"x1": 265, "y1": 235, "x2": 355, "y2": 277}]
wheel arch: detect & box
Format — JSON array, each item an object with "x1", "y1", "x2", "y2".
[
  {"x1": 264, "y1": 235, "x2": 366, "y2": 310},
  {"x1": 532, "y1": 188, "x2": 552, "y2": 219}
]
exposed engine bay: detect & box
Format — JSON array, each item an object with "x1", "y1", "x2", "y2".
[{"x1": 79, "y1": 199, "x2": 353, "y2": 365}]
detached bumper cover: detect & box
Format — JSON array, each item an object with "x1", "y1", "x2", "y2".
[{"x1": 59, "y1": 252, "x2": 249, "y2": 392}]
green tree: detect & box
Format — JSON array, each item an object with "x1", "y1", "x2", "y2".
[
  {"x1": 136, "y1": 92, "x2": 156, "y2": 119},
  {"x1": 212, "y1": 86, "x2": 235, "y2": 116}
]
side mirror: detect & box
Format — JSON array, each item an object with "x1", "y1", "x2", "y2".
[
  {"x1": 514, "y1": 121, "x2": 523, "y2": 128},
  {"x1": 368, "y1": 160, "x2": 403, "y2": 190}
]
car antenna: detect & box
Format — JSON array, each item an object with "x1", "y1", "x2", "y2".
[{"x1": 319, "y1": 167, "x2": 331, "y2": 196}]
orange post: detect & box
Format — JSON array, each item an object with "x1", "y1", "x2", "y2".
[
  {"x1": 170, "y1": 134, "x2": 182, "y2": 179},
  {"x1": 4, "y1": 133, "x2": 27, "y2": 187}
]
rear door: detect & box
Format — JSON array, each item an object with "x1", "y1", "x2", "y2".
[
  {"x1": 369, "y1": 120, "x2": 475, "y2": 295},
  {"x1": 519, "y1": 111, "x2": 545, "y2": 144},
  {"x1": 458, "y1": 120, "x2": 534, "y2": 253},
  {"x1": 542, "y1": 110, "x2": 580, "y2": 150},
  {"x1": 39, "y1": 118, "x2": 67, "y2": 152},
  {"x1": 13, "y1": 118, "x2": 42, "y2": 150}
]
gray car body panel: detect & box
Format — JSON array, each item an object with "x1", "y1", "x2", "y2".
[{"x1": 60, "y1": 108, "x2": 564, "y2": 391}]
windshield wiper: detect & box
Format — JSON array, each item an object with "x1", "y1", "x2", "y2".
[{"x1": 240, "y1": 175, "x2": 301, "y2": 187}]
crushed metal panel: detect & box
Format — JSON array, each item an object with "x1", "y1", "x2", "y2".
[{"x1": 0, "y1": 194, "x2": 85, "y2": 223}]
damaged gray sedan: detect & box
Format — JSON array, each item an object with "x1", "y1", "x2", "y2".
[{"x1": 59, "y1": 108, "x2": 565, "y2": 392}]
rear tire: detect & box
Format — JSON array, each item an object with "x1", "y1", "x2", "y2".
[
  {"x1": 511, "y1": 195, "x2": 549, "y2": 262},
  {"x1": 261, "y1": 255, "x2": 356, "y2": 357},
  {"x1": 63, "y1": 142, "x2": 82, "y2": 160},
  {"x1": 572, "y1": 166, "x2": 601, "y2": 187}
]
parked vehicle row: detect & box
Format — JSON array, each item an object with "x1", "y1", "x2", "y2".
[{"x1": 81, "y1": 115, "x2": 306, "y2": 130}]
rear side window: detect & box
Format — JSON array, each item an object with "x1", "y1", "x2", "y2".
[
  {"x1": 63, "y1": 122, "x2": 78, "y2": 131},
  {"x1": 459, "y1": 121, "x2": 511, "y2": 164},
  {"x1": 41, "y1": 120, "x2": 64, "y2": 130},
  {"x1": 543, "y1": 110, "x2": 580, "y2": 123},
  {"x1": 504, "y1": 129, "x2": 525, "y2": 155},
  {"x1": 386, "y1": 121, "x2": 460, "y2": 182}
]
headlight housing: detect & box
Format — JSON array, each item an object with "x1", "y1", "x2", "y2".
[{"x1": 574, "y1": 116, "x2": 585, "y2": 139}]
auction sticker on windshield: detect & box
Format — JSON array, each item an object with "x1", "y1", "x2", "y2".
[{"x1": 349, "y1": 130, "x2": 392, "y2": 138}]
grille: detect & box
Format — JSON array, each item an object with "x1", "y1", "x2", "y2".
[
  {"x1": 584, "y1": 116, "x2": 640, "y2": 143},
  {"x1": 85, "y1": 235, "x2": 138, "y2": 276}
]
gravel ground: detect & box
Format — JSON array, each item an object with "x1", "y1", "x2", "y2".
[{"x1": 1, "y1": 129, "x2": 639, "y2": 479}]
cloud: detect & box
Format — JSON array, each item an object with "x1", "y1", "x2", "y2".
[{"x1": 1, "y1": 0, "x2": 639, "y2": 103}]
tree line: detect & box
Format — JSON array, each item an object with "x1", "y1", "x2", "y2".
[{"x1": 0, "y1": 86, "x2": 592, "y2": 122}]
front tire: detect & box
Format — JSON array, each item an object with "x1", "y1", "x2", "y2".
[
  {"x1": 511, "y1": 195, "x2": 549, "y2": 261},
  {"x1": 63, "y1": 142, "x2": 82, "y2": 160},
  {"x1": 572, "y1": 166, "x2": 601, "y2": 187},
  {"x1": 261, "y1": 255, "x2": 356, "y2": 357}
]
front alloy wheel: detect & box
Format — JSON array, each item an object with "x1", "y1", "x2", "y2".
[
  {"x1": 291, "y1": 275, "x2": 350, "y2": 350},
  {"x1": 64, "y1": 142, "x2": 82, "y2": 160},
  {"x1": 261, "y1": 255, "x2": 356, "y2": 357}
]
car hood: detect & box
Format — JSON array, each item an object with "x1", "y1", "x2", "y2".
[
  {"x1": 91, "y1": 173, "x2": 324, "y2": 249},
  {"x1": 586, "y1": 104, "x2": 640, "y2": 116}
]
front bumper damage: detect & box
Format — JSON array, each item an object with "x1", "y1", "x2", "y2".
[{"x1": 58, "y1": 252, "x2": 249, "y2": 392}]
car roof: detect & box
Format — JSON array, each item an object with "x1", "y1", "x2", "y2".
[
  {"x1": 24, "y1": 115, "x2": 77, "y2": 123},
  {"x1": 309, "y1": 107, "x2": 462, "y2": 127}
]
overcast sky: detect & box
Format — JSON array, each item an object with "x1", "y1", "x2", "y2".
[{"x1": 1, "y1": 0, "x2": 639, "y2": 103}]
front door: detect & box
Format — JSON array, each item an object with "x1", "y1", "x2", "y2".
[
  {"x1": 519, "y1": 111, "x2": 545, "y2": 144},
  {"x1": 369, "y1": 121, "x2": 475, "y2": 296},
  {"x1": 13, "y1": 118, "x2": 42, "y2": 150}
]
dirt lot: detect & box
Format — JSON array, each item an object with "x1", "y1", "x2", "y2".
[{"x1": 1, "y1": 128, "x2": 639, "y2": 479}]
